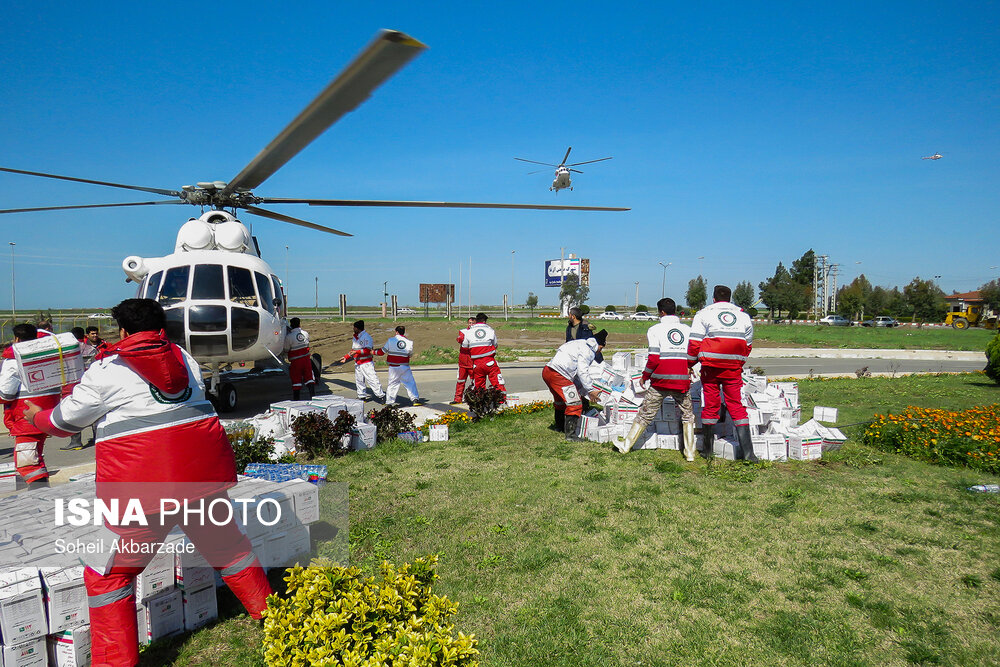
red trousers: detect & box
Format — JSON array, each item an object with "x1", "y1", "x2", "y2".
[
  {"x1": 472, "y1": 357, "x2": 506, "y2": 392},
  {"x1": 700, "y1": 365, "x2": 749, "y2": 426},
  {"x1": 454, "y1": 365, "x2": 472, "y2": 402},
  {"x1": 289, "y1": 354, "x2": 315, "y2": 389},
  {"x1": 85, "y1": 495, "x2": 272, "y2": 667},
  {"x1": 542, "y1": 366, "x2": 583, "y2": 416},
  {"x1": 14, "y1": 435, "x2": 48, "y2": 484}
]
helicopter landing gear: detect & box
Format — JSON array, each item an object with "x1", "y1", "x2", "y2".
[
  {"x1": 311, "y1": 353, "x2": 323, "y2": 381},
  {"x1": 207, "y1": 365, "x2": 238, "y2": 413}
]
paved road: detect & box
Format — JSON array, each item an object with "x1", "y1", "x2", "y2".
[{"x1": 1, "y1": 356, "x2": 984, "y2": 478}]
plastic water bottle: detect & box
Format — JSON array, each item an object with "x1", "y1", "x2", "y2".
[{"x1": 968, "y1": 484, "x2": 1000, "y2": 493}]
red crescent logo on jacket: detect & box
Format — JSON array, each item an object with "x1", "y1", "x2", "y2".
[
  {"x1": 667, "y1": 329, "x2": 685, "y2": 345},
  {"x1": 475, "y1": 329, "x2": 486, "y2": 339},
  {"x1": 718, "y1": 311, "x2": 737, "y2": 326}
]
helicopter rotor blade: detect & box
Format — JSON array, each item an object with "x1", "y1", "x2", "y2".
[
  {"x1": 0, "y1": 166, "x2": 181, "y2": 197},
  {"x1": 561, "y1": 147, "x2": 572, "y2": 165},
  {"x1": 566, "y1": 157, "x2": 613, "y2": 167},
  {"x1": 259, "y1": 197, "x2": 629, "y2": 212},
  {"x1": 242, "y1": 205, "x2": 353, "y2": 236},
  {"x1": 569, "y1": 169, "x2": 584, "y2": 174},
  {"x1": 526, "y1": 169, "x2": 549, "y2": 175},
  {"x1": 0, "y1": 200, "x2": 185, "y2": 215},
  {"x1": 514, "y1": 158, "x2": 558, "y2": 167},
  {"x1": 221, "y1": 30, "x2": 427, "y2": 198}
]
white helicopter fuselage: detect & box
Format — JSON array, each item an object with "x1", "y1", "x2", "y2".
[
  {"x1": 122, "y1": 211, "x2": 288, "y2": 364},
  {"x1": 551, "y1": 167, "x2": 573, "y2": 191}
]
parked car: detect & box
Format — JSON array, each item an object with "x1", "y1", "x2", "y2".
[
  {"x1": 598, "y1": 311, "x2": 625, "y2": 320},
  {"x1": 818, "y1": 314, "x2": 852, "y2": 326},
  {"x1": 397, "y1": 307, "x2": 416, "y2": 314},
  {"x1": 629, "y1": 311, "x2": 657, "y2": 321},
  {"x1": 860, "y1": 316, "x2": 900, "y2": 328}
]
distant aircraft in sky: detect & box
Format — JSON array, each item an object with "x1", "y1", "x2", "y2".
[{"x1": 921, "y1": 153, "x2": 943, "y2": 160}]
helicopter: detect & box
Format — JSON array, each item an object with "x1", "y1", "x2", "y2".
[
  {"x1": 0, "y1": 30, "x2": 629, "y2": 412},
  {"x1": 514, "y1": 147, "x2": 614, "y2": 191},
  {"x1": 921, "y1": 153, "x2": 943, "y2": 160}
]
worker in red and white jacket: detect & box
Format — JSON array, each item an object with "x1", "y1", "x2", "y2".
[
  {"x1": 452, "y1": 316, "x2": 477, "y2": 404},
  {"x1": 461, "y1": 312, "x2": 506, "y2": 396},
  {"x1": 687, "y1": 284, "x2": 757, "y2": 462},
  {"x1": 375, "y1": 325, "x2": 425, "y2": 406},
  {"x1": 24, "y1": 299, "x2": 272, "y2": 667},
  {"x1": 618, "y1": 298, "x2": 696, "y2": 458},
  {"x1": 543, "y1": 329, "x2": 607, "y2": 440},
  {"x1": 340, "y1": 320, "x2": 385, "y2": 401},
  {"x1": 0, "y1": 323, "x2": 62, "y2": 486},
  {"x1": 283, "y1": 317, "x2": 315, "y2": 400}
]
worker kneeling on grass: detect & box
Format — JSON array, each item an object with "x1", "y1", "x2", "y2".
[
  {"x1": 25, "y1": 298, "x2": 272, "y2": 667},
  {"x1": 542, "y1": 329, "x2": 607, "y2": 440}
]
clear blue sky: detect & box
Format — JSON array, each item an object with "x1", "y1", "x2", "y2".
[{"x1": 1, "y1": 2, "x2": 997, "y2": 311}]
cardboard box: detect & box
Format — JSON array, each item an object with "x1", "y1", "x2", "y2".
[
  {"x1": 713, "y1": 438, "x2": 738, "y2": 460},
  {"x1": 181, "y1": 585, "x2": 218, "y2": 632},
  {"x1": 268, "y1": 400, "x2": 300, "y2": 430},
  {"x1": 822, "y1": 426, "x2": 847, "y2": 451},
  {"x1": 284, "y1": 525, "x2": 312, "y2": 563},
  {"x1": 0, "y1": 568, "x2": 47, "y2": 644},
  {"x1": 576, "y1": 415, "x2": 600, "y2": 440},
  {"x1": 654, "y1": 420, "x2": 679, "y2": 435},
  {"x1": 175, "y1": 540, "x2": 214, "y2": 592},
  {"x1": 752, "y1": 435, "x2": 788, "y2": 462},
  {"x1": 351, "y1": 423, "x2": 377, "y2": 451},
  {"x1": 12, "y1": 332, "x2": 84, "y2": 393},
  {"x1": 632, "y1": 352, "x2": 649, "y2": 369},
  {"x1": 788, "y1": 435, "x2": 823, "y2": 461},
  {"x1": 611, "y1": 351, "x2": 631, "y2": 370},
  {"x1": 256, "y1": 491, "x2": 297, "y2": 533},
  {"x1": 0, "y1": 463, "x2": 17, "y2": 492},
  {"x1": 657, "y1": 434, "x2": 680, "y2": 450},
  {"x1": 429, "y1": 424, "x2": 449, "y2": 442},
  {"x1": 636, "y1": 429, "x2": 658, "y2": 450},
  {"x1": 137, "y1": 589, "x2": 183, "y2": 645},
  {"x1": 47, "y1": 625, "x2": 91, "y2": 667},
  {"x1": 276, "y1": 479, "x2": 320, "y2": 526},
  {"x1": 813, "y1": 406, "x2": 838, "y2": 423},
  {"x1": 2, "y1": 636, "x2": 46, "y2": 667},
  {"x1": 135, "y1": 546, "x2": 175, "y2": 601},
  {"x1": 40, "y1": 567, "x2": 88, "y2": 633},
  {"x1": 287, "y1": 402, "x2": 326, "y2": 425}
]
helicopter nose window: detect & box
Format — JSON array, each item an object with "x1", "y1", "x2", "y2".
[
  {"x1": 189, "y1": 335, "x2": 229, "y2": 357},
  {"x1": 255, "y1": 272, "x2": 275, "y2": 314},
  {"x1": 231, "y1": 307, "x2": 260, "y2": 352},
  {"x1": 163, "y1": 307, "x2": 185, "y2": 344},
  {"x1": 189, "y1": 305, "x2": 228, "y2": 332},
  {"x1": 159, "y1": 266, "x2": 190, "y2": 305},
  {"x1": 227, "y1": 266, "x2": 258, "y2": 307},
  {"x1": 143, "y1": 272, "x2": 163, "y2": 300},
  {"x1": 192, "y1": 264, "x2": 225, "y2": 300}
]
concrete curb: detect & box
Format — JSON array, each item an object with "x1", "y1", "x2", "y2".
[{"x1": 749, "y1": 347, "x2": 983, "y2": 361}]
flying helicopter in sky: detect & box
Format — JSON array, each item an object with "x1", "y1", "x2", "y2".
[
  {"x1": 921, "y1": 153, "x2": 943, "y2": 160},
  {"x1": 0, "y1": 30, "x2": 629, "y2": 411},
  {"x1": 514, "y1": 147, "x2": 613, "y2": 191}
]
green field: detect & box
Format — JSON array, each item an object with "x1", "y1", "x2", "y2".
[{"x1": 144, "y1": 373, "x2": 1000, "y2": 666}]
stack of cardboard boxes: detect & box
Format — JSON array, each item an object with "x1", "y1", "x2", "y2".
[
  {"x1": 234, "y1": 395, "x2": 376, "y2": 457},
  {"x1": 0, "y1": 473, "x2": 321, "y2": 665},
  {"x1": 577, "y1": 352, "x2": 846, "y2": 460}
]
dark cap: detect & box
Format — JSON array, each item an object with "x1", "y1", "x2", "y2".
[
  {"x1": 475, "y1": 312, "x2": 488, "y2": 322},
  {"x1": 353, "y1": 320, "x2": 365, "y2": 330},
  {"x1": 594, "y1": 329, "x2": 608, "y2": 346}
]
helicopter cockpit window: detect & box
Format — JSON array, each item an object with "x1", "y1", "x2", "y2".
[
  {"x1": 159, "y1": 266, "x2": 190, "y2": 305},
  {"x1": 227, "y1": 266, "x2": 258, "y2": 307},
  {"x1": 271, "y1": 275, "x2": 284, "y2": 315},
  {"x1": 191, "y1": 264, "x2": 225, "y2": 300},
  {"x1": 143, "y1": 272, "x2": 163, "y2": 300},
  {"x1": 255, "y1": 272, "x2": 275, "y2": 314}
]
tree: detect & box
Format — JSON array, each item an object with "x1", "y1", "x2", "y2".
[
  {"x1": 686, "y1": 275, "x2": 707, "y2": 311},
  {"x1": 525, "y1": 292, "x2": 538, "y2": 317},
  {"x1": 868, "y1": 286, "x2": 889, "y2": 316},
  {"x1": 790, "y1": 249, "x2": 816, "y2": 286},
  {"x1": 559, "y1": 274, "x2": 589, "y2": 310},
  {"x1": 637, "y1": 304, "x2": 649, "y2": 313},
  {"x1": 604, "y1": 304, "x2": 616, "y2": 312},
  {"x1": 758, "y1": 262, "x2": 811, "y2": 320},
  {"x1": 732, "y1": 281, "x2": 755, "y2": 311},
  {"x1": 979, "y1": 279, "x2": 1000, "y2": 312},
  {"x1": 836, "y1": 275, "x2": 873, "y2": 321},
  {"x1": 903, "y1": 277, "x2": 947, "y2": 323}
]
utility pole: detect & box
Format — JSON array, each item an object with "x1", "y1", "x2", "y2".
[
  {"x1": 560, "y1": 247, "x2": 565, "y2": 316},
  {"x1": 284, "y1": 245, "x2": 289, "y2": 304},
  {"x1": 314, "y1": 277, "x2": 318, "y2": 311},
  {"x1": 8, "y1": 242, "x2": 15, "y2": 325},
  {"x1": 634, "y1": 281, "x2": 640, "y2": 312},
  {"x1": 510, "y1": 250, "x2": 515, "y2": 319},
  {"x1": 658, "y1": 261, "x2": 671, "y2": 298}
]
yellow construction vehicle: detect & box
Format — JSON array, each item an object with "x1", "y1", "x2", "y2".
[{"x1": 945, "y1": 303, "x2": 998, "y2": 330}]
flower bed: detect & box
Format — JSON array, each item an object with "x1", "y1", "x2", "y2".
[{"x1": 861, "y1": 404, "x2": 1000, "y2": 473}]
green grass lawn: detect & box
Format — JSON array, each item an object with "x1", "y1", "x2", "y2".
[{"x1": 146, "y1": 374, "x2": 1000, "y2": 666}]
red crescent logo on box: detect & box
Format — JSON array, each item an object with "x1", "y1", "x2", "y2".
[{"x1": 28, "y1": 370, "x2": 44, "y2": 382}]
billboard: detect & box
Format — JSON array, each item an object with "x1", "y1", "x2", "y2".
[
  {"x1": 419, "y1": 283, "x2": 455, "y2": 303},
  {"x1": 544, "y1": 259, "x2": 589, "y2": 287}
]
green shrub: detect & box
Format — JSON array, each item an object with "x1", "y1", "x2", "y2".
[
  {"x1": 367, "y1": 404, "x2": 418, "y2": 443},
  {"x1": 291, "y1": 411, "x2": 352, "y2": 459},
  {"x1": 464, "y1": 386, "x2": 505, "y2": 421},
  {"x1": 226, "y1": 427, "x2": 277, "y2": 474},
  {"x1": 262, "y1": 555, "x2": 479, "y2": 666},
  {"x1": 986, "y1": 333, "x2": 1000, "y2": 384}
]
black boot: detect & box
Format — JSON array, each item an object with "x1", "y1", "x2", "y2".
[
  {"x1": 736, "y1": 424, "x2": 759, "y2": 463},
  {"x1": 307, "y1": 384, "x2": 315, "y2": 399},
  {"x1": 702, "y1": 427, "x2": 715, "y2": 460},
  {"x1": 27, "y1": 478, "x2": 50, "y2": 489},
  {"x1": 292, "y1": 389, "x2": 301, "y2": 401},
  {"x1": 553, "y1": 409, "x2": 566, "y2": 432},
  {"x1": 564, "y1": 415, "x2": 581, "y2": 441}
]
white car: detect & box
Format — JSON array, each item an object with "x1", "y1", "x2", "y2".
[
  {"x1": 629, "y1": 311, "x2": 657, "y2": 321},
  {"x1": 598, "y1": 311, "x2": 625, "y2": 320},
  {"x1": 397, "y1": 307, "x2": 416, "y2": 314}
]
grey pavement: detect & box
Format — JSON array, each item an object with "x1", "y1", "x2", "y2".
[{"x1": 0, "y1": 352, "x2": 985, "y2": 480}]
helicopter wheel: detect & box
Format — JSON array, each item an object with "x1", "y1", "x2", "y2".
[
  {"x1": 311, "y1": 353, "x2": 323, "y2": 380},
  {"x1": 215, "y1": 382, "x2": 238, "y2": 413}
]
